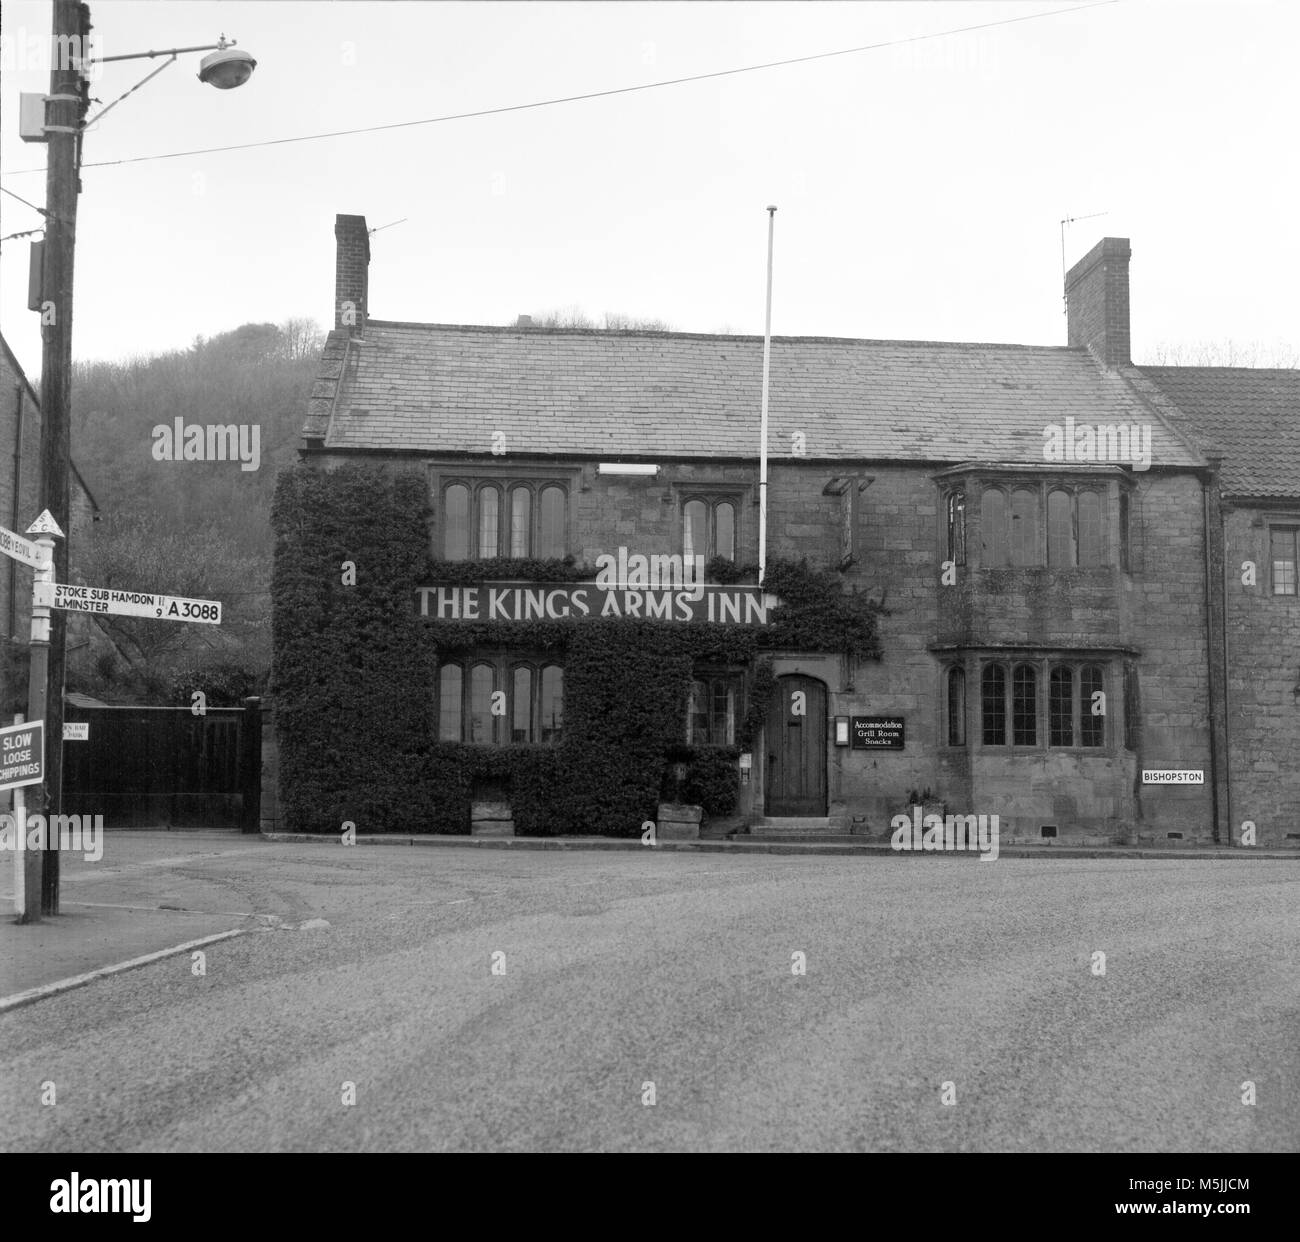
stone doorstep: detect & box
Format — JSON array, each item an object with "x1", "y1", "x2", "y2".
[
  {"x1": 471, "y1": 801, "x2": 512, "y2": 822},
  {"x1": 747, "y1": 817, "x2": 851, "y2": 836}
]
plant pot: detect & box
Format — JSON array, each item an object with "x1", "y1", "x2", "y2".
[
  {"x1": 471, "y1": 799, "x2": 514, "y2": 837},
  {"x1": 656, "y1": 801, "x2": 701, "y2": 841}
]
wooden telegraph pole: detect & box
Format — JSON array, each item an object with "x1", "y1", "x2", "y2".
[{"x1": 37, "y1": 1, "x2": 92, "y2": 915}]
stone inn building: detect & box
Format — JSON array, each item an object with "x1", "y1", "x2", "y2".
[{"x1": 271, "y1": 217, "x2": 1298, "y2": 847}]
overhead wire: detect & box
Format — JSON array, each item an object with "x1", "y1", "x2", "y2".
[{"x1": 0, "y1": 1, "x2": 1115, "y2": 180}]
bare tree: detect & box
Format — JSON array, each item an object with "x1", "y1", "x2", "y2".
[
  {"x1": 522, "y1": 306, "x2": 675, "y2": 331},
  {"x1": 1141, "y1": 339, "x2": 1299, "y2": 367},
  {"x1": 600, "y1": 311, "x2": 673, "y2": 332},
  {"x1": 278, "y1": 316, "x2": 326, "y2": 360},
  {"x1": 76, "y1": 512, "x2": 263, "y2": 672}
]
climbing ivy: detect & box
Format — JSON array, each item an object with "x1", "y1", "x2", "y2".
[{"x1": 272, "y1": 463, "x2": 883, "y2": 835}]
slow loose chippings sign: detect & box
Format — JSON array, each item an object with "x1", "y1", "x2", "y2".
[{"x1": 1, "y1": 720, "x2": 44, "y2": 792}]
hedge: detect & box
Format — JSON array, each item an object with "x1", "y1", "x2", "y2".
[{"x1": 271, "y1": 462, "x2": 883, "y2": 835}]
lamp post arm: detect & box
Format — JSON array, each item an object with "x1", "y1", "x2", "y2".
[
  {"x1": 83, "y1": 54, "x2": 177, "y2": 129},
  {"x1": 97, "y1": 40, "x2": 234, "y2": 64}
]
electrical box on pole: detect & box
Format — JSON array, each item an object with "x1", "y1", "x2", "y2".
[{"x1": 19, "y1": 93, "x2": 49, "y2": 142}]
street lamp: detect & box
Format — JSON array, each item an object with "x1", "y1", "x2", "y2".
[
  {"x1": 21, "y1": 3, "x2": 257, "y2": 920},
  {"x1": 81, "y1": 34, "x2": 256, "y2": 126},
  {"x1": 198, "y1": 45, "x2": 257, "y2": 90}
]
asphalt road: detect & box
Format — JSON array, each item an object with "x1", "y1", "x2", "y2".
[{"x1": 1, "y1": 837, "x2": 1296, "y2": 1152}]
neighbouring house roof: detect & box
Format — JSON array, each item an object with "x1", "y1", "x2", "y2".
[
  {"x1": 0, "y1": 331, "x2": 102, "y2": 517},
  {"x1": 304, "y1": 321, "x2": 1205, "y2": 469},
  {"x1": 1137, "y1": 366, "x2": 1300, "y2": 500}
]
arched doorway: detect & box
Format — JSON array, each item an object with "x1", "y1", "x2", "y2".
[{"x1": 765, "y1": 674, "x2": 828, "y2": 816}]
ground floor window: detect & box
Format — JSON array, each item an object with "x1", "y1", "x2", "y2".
[
  {"x1": 965, "y1": 656, "x2": 1111, "y2": 750},
  {"x1": 687, "y1": 672, "x2": 742, "y2": 745},
  {"x1": 438, "y1": 656, "x2": 563, "y2": 744}
]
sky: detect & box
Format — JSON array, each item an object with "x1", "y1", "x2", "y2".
[{"x1": 1, "y1": 0, "x2": 1297, "y2": 378}]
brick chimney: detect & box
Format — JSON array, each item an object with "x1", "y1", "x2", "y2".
[
  {"x1": 334, "y1": 213, "x2": 369, "y2": 334},
  {"x1": 1065, "y1": 236, "x2": 1131, "y2": 369}
]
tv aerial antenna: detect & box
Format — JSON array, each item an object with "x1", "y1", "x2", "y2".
[{"x1": 1060, "y1": 211, "x2": 1108, "y2": 313}]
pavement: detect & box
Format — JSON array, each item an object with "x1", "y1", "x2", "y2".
[
  {"x1": 1, "y1": 827, "x2": 1295, "y2": 1006},
  {"x1": 0, "y1": 831, "x2": 274, "y2": 1004},
  {"x1": 267, "y1": 830, "x2": 1300, "y2": 860}
]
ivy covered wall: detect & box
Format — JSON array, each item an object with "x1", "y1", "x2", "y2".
[{"x1": 272, "y1": 463, "x2": 882, "y2": 836}]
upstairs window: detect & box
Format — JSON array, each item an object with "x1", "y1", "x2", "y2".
[
  {"x1": 981, "y1": 489, "x2": 1007, "y2": 567},
  {"x1": 1010, "y1": 488, "x2": 1039, "y2": 567},
  {"x1": 444, "y1": 484, "x2": 469, "y2": 561},
  {"x1": 1077, "y1": 490, "x2": 1103, "y2": 566},
  {"x1": 1047, "y1": 489, "x2": 1074, "y2": 567},
  {"x1": 538, "y1": 485, "x2": 566, "y2": 558},
  {"x1": 509, "y1": 487, "x2": 531, "y2": 558},
  {"x1": 946, "y1": 492, "x2": 966, "y2": 566},
  {"x1": 477, "y1": 487, "x2": 500, "y2": 559},
  {"x1": 441, "y1": 478, "x2": 568, "y2": 560},
  {"x1": 977, "y1": 481, "x2": 1110, "y2": 568},
  {"x1": 683, "y1": 497, "x2": 736, "y2": 562},
  {"x1": 1271, "y1": 527, "x2": 1298, "y2": 595}
]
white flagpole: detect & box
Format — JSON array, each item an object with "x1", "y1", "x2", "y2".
[{"x1": 758, "y1": 205, "x2": 777, "y2": 586}]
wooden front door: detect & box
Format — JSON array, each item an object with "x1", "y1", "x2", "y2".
[{"x1": 766, "y1": 675, "x2": 827, "y2": 816}]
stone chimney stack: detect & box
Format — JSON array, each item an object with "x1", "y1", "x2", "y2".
[
  {"x1": 1065, "y1": 236, "x2": 1131, "y2": 369},
  {"x1": 334, "y1": 213, "x2": 369, "y2": 334}
]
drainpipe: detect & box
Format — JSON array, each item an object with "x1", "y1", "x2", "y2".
[
  {"x1": 1201, "y1": 456, "x2": 1229, "y2": 845},
  {"x1": 757, "y1": 206, "x2": 776, "y2": 585},
  {"x1": 9, "y1": 381, "x2": 23, "y2": 640}
]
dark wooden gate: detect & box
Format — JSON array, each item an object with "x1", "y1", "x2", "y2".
[
  {"x1": 61, "y1": 699, "x2": 263, "y2": 830},
  {"x1": 765, "y1": 675, "x2": 827, "y2": 816}
]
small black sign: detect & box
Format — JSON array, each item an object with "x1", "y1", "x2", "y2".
[{"x1": 851, "y1": 716, "x2": 904, "y2": 749}]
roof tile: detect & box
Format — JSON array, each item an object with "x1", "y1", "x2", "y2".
[{"x1": 312, "y1": 321, "x2": 1205, "y2": 468}]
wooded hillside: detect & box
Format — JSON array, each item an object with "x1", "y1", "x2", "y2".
[{"x1": 66, "y1": 319, "x2": 323, "y2": 702}]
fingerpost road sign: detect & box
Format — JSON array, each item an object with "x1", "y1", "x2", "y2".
[
  {"x1": 34, "y1": 581, "x2": 222, "y2": 624},
  {"x1": 0, "y1": 524, "x2": 45, "y2": 569}
]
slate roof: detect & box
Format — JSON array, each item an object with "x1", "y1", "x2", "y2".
[
  {"x1": 305, "y1": 321, "x2": 1205, "y2": 469},
  {"x1": 1137, "y1": 367, "x2": 1300, "y2": 499}
]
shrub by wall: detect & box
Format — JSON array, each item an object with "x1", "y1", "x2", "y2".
[{"x1": 272, "y1": 464, "x2": 437, "y2": 833}]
